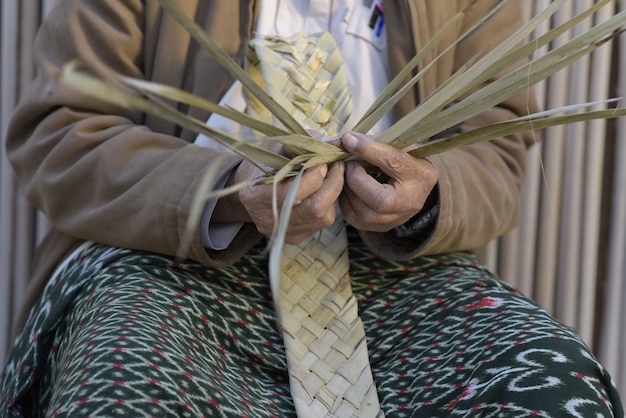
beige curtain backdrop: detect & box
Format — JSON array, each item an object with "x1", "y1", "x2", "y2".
[{"x1": 1, "y1": 0, "x2": 625, "y2": 396}]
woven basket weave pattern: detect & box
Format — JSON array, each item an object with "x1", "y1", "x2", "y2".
[{"x1": 248, "y1": 32, "x2": 383, "y2": 417}]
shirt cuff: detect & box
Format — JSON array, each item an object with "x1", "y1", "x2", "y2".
[{"x1": 199, "y1": 161, "x2": 245, "y2": 251}]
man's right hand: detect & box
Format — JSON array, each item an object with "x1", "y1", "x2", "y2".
[{"x1": 214, "y1": 141, "x2": 345, "y2": 245}]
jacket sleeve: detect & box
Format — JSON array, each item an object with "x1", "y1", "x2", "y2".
[
  {"x1": 360, "y1": 0, "x2": 540, "y2": 260},
  {"x1": 5, "y1": 0, "x2": 262, "y2": 267}
]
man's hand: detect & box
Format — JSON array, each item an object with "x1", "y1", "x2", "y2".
[
  {"x1": 339, "y1": 132, "x2": 439, "y2": 232},
  {"x1": 234, "y1": 141, "x2": 345, "y2": 245}
]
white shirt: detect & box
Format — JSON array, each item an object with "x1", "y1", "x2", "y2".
[{"x1": 198, "y1": 0, "x2": 390, "y2": 250}]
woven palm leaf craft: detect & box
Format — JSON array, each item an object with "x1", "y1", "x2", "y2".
[
  {"x1": 57, "y1": 0, "x2": 626, "y2": 416},
  {"x1": 248, "y1": 32, "x2": 382, "y2": 417}
]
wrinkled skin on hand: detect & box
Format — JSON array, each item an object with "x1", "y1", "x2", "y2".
[
  {"x1": 234, "y1": 140, "x2": 345, "y2": 245},
  {"x1": 223, "y1": 133, "x2": 438, "y2": 244},
  {"x1": 339, "y1": 132, "x2": 439, "y2": 233}
]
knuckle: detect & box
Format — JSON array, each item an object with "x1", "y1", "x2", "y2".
[
  {"x1": 422, "y1": 159, "x2": 439, "y2": 183},
  {"x1": 255, "y1": 220, "x2": 273, "y2": 236},
  {"x1": 238, "y1": 186, "x2": 253, "y2": 205},
  {"x1": 306, "y1": 200, "x2": 329, "y2": 220},
  {"x1": 291, "y1": 195, "x2": 304, "y2": 206},
  {"x1": 286, "y1": 233, "x2": 307, "y2": 245},
  {"x1": 320, "y1": 211, "x2": 336, "y2": 228},
  {"x1": 285, "y1": 236, "x2": 299, "y2": 245},
  {"x1": 425, "y1": 168, "x2": 439, "y2": 186}
]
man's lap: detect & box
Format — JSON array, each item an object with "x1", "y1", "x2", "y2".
[{"x1": 1, "y1": 241, "x2": 622, "y2": 417}]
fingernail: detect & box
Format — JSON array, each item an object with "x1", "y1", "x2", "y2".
[
  {"x1": 319, "y1": 164, "x2": 328, "y2": 177},
  {"x1": 342, "y1": 134, "x2": 357, "y2": 150}
]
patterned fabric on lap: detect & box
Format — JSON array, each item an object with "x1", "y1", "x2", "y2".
[{"x1": 1, "y1": 233, "x2": 622, "y2": 417}]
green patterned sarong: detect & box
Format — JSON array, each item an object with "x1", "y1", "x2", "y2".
[{"x1": 1, "y1": 230, "x2": 623, "y2": 417}]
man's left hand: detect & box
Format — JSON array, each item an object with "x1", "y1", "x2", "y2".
[{"x1": 339, "y1": 132, "x2": 439, "y2": 232}]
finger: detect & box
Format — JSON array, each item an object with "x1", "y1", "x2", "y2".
[
  {"x1": 284, "y1": 212, "x2": 334, "y2": 236},
  {"x1": 284, "y1": 230, "x2": 322, "y2": 245},
  {"x1": 342, "y1": 132, "x2": 429, "y2": 180},
  {"x1": 282, "y1": 201, "x2": 339, "y2": 244},
  {"x1": 252, "y1": 202, "x2": 334, "y2": 238},
  {"x1": 288, "y1": 162, "x2": 344, "y2": 227},
  {"x1": 339, "y1": 185, "x2": 367, "y2": 224},
  {"x1": 309, "y1": 161, "x2": 344, "y2": 204},
  {"x1": 340, "y1": 186, "x2": 405, "y2": 232},
  {"x1": 239, "y1": 165, "x2": 328, "y2": 232},
  {"x1": 344, "y1": 160, "x2": 397, "y2": 209},
  {"x1": 271, "y1": 164, "x2": 328, "y2": 205}
]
